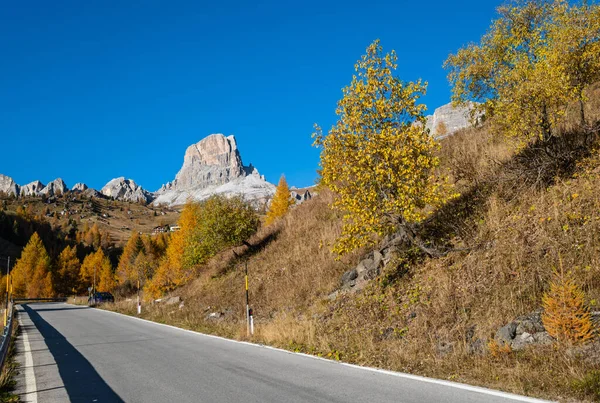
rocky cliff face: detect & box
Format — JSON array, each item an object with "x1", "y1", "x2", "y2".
[
  {"x1": 101, "y1": 177, "x2": 152, "y2": 204},
  {"x1": 0, "y1": 174, "x2": 19, "y2": 197},
  {"x1": 159, "y1": 134, "x2": 246, "y2": 192},
  {"x1": 154, "y1": 133, "x2": 275, "y2": 206},
  {"x1": 20, "y1": 181, "x2": 45, "y2": 196},
  {"x1": 40, "y1": 178, "x2": 68, "y2": 196},
  {"x1": 425, "y1": 102, "x2": 480, "y2": 138}
]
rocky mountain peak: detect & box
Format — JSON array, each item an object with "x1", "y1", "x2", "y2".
[
  {"x1": 40, "y1": 178, "x2": 68, "y2": 196},
  {"x1": 0, "y1": 174, "x2": 19, "y2": 197},
  {"x1": 154, "y1": 133, "x2": 275, "y2": 206},
  {"x1": 160, "y1": 134, "x2": 246, "y2": 192},
  {"x1": 101, "y1": 177, "x2": 152, "y2": 204},
  {"x1": 72, "y1": 183, "x2": 88, "y2": 192},
  {"x1": 20, "y1": 180, "x2": 45, "y2": 197}
]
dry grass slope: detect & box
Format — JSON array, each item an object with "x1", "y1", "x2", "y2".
[{"x1": 107, "y1": 85, "x2": 600, "y2": 402}]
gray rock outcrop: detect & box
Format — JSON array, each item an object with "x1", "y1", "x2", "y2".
[
  {"x1": 425, "y1": 102, "x2": 481, "y2": 138},
  {"x1": 101, "y1": 177, "x2": 152, "y2": 204},
  {"x1": 494, "y1": 311, "x2": 554, "y2": 350},
  {"x1": 0, "y1": 174, "x2": 19, "y2": 197},
  {"x1": 20, "y1": 180, "x2": 45, "y2": 196},
  {"x1": 40, "y1": 178, "x2": 68, "y2": 196},
  {"x1": 153, "y1": 134, "x2": 275, "y2": 206}
]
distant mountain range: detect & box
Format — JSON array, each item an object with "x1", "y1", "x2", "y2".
[
  {"x1": 0, "y1": 133, "x2": 276, "y2": 206},
  {"x1": 0, "y1": 103, "x2": 476, "y2": 206}
]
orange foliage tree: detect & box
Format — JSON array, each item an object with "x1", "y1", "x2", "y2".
[
  {"x1": 542, "y1": 269, "x2": 594, "y2": 345},
  {"x1": 144, "y1": 201, "x2": 199, "y2": 298}
]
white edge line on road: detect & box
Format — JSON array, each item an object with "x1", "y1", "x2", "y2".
[
  {"x1": 78, "y1": 304, "x2": 553, "y2": 403},
  {"x1": 21, "y1": 318, "x2": 39, "y2": 403}
]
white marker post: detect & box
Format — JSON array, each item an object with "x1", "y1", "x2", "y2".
[
  {"x1": 249, "y1": 308, "x2": 254, "y2": 335},
  {"x1": 137, "y1": 278, "x2": 141, "y2": 315}
]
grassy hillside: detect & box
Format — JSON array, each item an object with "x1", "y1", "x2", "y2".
[
  {"x1": 0, "y1": 194, "x2": 179, "y2": 248},
  {"x1": 105, "y1": 84, "x2": 600, "y2": 402}
]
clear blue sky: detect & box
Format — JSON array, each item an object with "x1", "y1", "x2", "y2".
[{"x1": 0, "y1": 1, "x2": 499, "y2": 191}]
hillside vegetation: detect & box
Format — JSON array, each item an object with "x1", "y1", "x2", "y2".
[
  {"x1": 6, "y1": 1, "x2": 600, "y2": 401},
  {"x1": 106, "y1": 82, "x2": 600, "y2": 401},
  {"x1": 106, "y1": 5, "x2": 600, "y2": 393}
]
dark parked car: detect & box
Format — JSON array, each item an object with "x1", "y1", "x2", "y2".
[{"x1": 88, "y1": 292, "x2": 115, "y2": 305}]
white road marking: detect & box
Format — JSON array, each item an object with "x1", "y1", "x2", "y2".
[
  {"x1": 92, "y1": 305, "x2": 554, "y2": 403},
  {"x1": 21, "y1": 324, "x2": 38, "y2": 403}
]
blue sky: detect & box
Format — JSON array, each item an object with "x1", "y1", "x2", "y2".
[{"x1": 0, "y1": 1, "x2": 499, "y2": 191}]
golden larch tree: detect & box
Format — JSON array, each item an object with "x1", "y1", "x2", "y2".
[
  {"x1": 56, "y1": 245, "x2": 81, "y2": 296},
  {"x1": 313, "y1": 39, "x2": 453, "y2": 256},
  {"x1": 116, "y1": 231, "x2": 143, "y2": 286},
  {"x1": 11, "y1": 232, "x2": 54, "y2": 298},
  {"x1": 265, "y1": 175, "x2": 294, "y2": 225},
  {"x1": 144, "y1": 200, "x2": 199, "y2": 298},
  {"x1": 80, "y1": 249, "x2": 114, "y2": 292},
  {"x1": 542, "y1": 269, "x2": 594, "y2": 345},
  {"x1": 97, "y1": 254, "x2": 117, "y2": 293}
]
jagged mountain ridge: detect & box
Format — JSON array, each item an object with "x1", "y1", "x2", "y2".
[{"x1": 1, "y1": 133, "x2": 276, "y2": 205}]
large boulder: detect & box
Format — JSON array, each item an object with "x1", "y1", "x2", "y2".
[
  {"x1": 494, "y1": 311, "x2": 554, "y2": 350},
  {"x1": 0, "y1": 174, "x2": 19, "y2": 197}
]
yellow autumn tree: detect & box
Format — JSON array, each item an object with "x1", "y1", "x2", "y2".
[
  {"x1": 265, "y1": 175, "x2": 294, "y2": 225},
  {"x1": 80, "y1": 249, "x2": 115, "y2": 293},
  {"x1": 11, "y1": 232, "x2": 54, "y2": 298},
  {"x1": 116, "y1": 231, "x2": 144, "y2": 287},
  {"x1": 313, "y1": 39, "x2": 452, "y2": 256},
  {"x1": 144, "y1": 200, "x2": 199, "y2": 298},
  {"x1": 542, "y1": 269, "x2": 594, "y2": 345},
  {"x1": 56, "y1": 245, "x2": 81, "y2": 296},
  {"x1": 546, "y1": 0, "x2": 600, "y2": 127},
  {"x1": 97, "y1": 255, "x2": 117, "y2": 293},
  {"x1": 444, "y1": 0, "x2": 600, "y2": 143},
  {"x1": 145, "y1": 196, "x2": 259, "y2": 298}
]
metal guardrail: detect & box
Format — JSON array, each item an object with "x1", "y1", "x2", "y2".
[
  {"x1": 0, "y1": 301, "x2": 14, "y2": 371},
  {"x1": 0, "y1": 298, "x2": 66, "y2": 372},
  {"x1": 13, "y1": 298, "x2": 67, "y2": 303}
]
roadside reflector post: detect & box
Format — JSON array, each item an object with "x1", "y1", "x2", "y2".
[
  {"x1": 3, "y1": 256, "x2": 10, "y2": 327},
  {"x1": 249, "y1": 308, "x2": 254, "y2": 335},
  {"x1": 245, "y1": 261, "x2": 250, "y2": 336},
  {"x1": 137, "y1": 278, "x2": 141, "y2": 315}
]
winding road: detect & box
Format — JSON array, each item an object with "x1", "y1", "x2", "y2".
[{"x1": 13, "y1": 303, "x2": 550, "y2": 403}]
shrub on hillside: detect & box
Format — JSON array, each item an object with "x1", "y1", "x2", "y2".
[
  {"x1": 542, "y1": 268, "x2": 594, "y2": 345},
  {"x1": 145, "y1": 195, "x2": 259, "y2": 298}
]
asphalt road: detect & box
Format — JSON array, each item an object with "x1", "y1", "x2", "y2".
[{"x1": 13, "y1": 303, "x2": 550, "y2": 403}]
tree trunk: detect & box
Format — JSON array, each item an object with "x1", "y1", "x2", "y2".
[
  {"x1": 579, "y1": 97, "x2": 586, "y2": 127},
  {"x1": 397, "y1": 219, "x2": 443, "y2": 258},
  {"x1": 541, "y1": 103, "x2": 552, "y2": 142}
]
